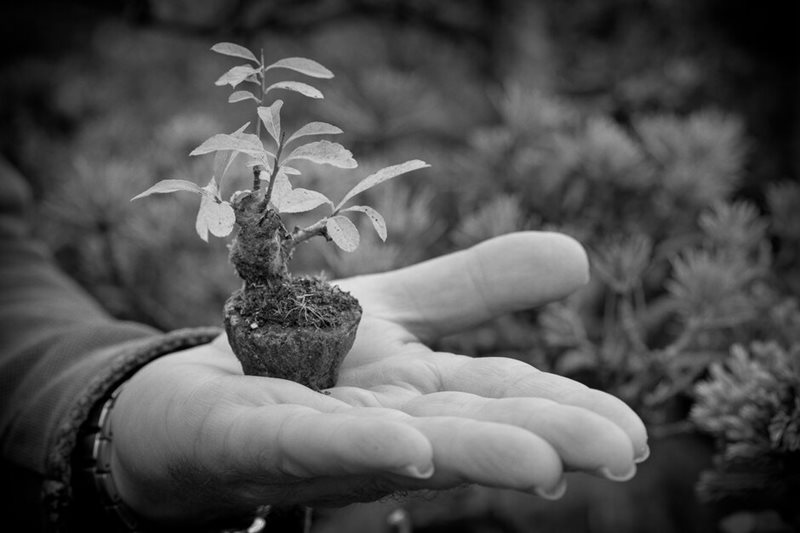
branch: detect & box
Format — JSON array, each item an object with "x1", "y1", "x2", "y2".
[
  {"x1": 289, "y1": 218, "x2": 329, "y2": 249},
  {"x1": 263, "y1": 131, "x2": 286, "y2": 207}
]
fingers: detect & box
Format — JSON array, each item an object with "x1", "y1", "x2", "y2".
[
  {"x1": 224, "y1": 403, "x2": 564, "y2": 500},
  {"x1": 339, "y1": 407, "x2": 564, "y2": 494},
  {"x1": 405, "y1": 416, "x2": 564, "y2": 494},
  {"x1": 402, "y1": 392, "x2": 636, "y2": 479},
  {"x1": 223, "y1": 406, "x2": 434, "y2": 480},
  {"x1": 336, "y1": 231, "x2": 589, "y2": 340},
  {"x1": 335, "y1": 352, "x2": 649, "y2": 462},
  {"x1": 440, "y1": 356, "x2": 649, "y2": 461}
]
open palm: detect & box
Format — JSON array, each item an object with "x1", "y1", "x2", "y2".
[{"x1": 110, "y1": 232, "x2": 648, "y2": 529}]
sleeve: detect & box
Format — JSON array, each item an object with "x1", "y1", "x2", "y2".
[{"x1": 0, "y1": 158, "x2": 221, "y2": 531}]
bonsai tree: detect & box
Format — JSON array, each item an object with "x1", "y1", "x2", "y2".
[{"x1": 133, "y1": 42, "x2": 429, "y2": 389}]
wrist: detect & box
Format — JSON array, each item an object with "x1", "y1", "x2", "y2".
[
  {"x1": 78, "y1": 374, "x2": 272, "y2": 533},
  {"x1": 74, "y1": 382, "x2": 144, "y2": 532}
]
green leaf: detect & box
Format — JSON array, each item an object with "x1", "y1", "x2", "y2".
[
  {"x1": 336, "y1": 160, "x2": 429, "y2": 210},
  {"x1": 326, "y1": 215, "x2": 360, "y2": 252},
  {"x1": 265, "y1": 57, "x2": 334, "y2": 79},
  {"x1": 131, "y1": 179, "x2": 204, "y2": 201},
  {"x1": 286, "y1": 122, "x2": 343, "y2": 145},
  {"x1": 215, "y1": 65, "x2": 260, "y2": 88},
  {"x1": 265, "y1": 81, "x2": 323, "y2": 99},
  {"x1": 281, "y1": 165, "x2": 301, "y2": 175},
  {"x1": 196, "y1": 179, "x2": 235, "y2": 242},
  {"x1": 277, "y1": 188, "x2": 333, "y2": 214},
  {"x1": 283, "y1": 140, "x2": 357, "y2": 169},
  {"x1": 257, "y1": 101, "x2": 283, "y2": 145},
  {"x1": 211, "y1": 42, "x2": 259, "y2": 64},
  {"x1": 342, "y1": 205, "x2": 387, "y2": 241},
  {"x1": 228, "y1": 90, "x2": 260, "y2": 103}
]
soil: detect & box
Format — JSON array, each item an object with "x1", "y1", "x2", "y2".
[{"x1": 233, "y1": 276, "x2": 356, "y2": 329}]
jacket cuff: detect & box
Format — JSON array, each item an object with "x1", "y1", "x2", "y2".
[{"x1": 43, "y1": 326, "x2": 221, "y2": 531}]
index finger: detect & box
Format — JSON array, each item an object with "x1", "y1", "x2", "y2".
[{"x1": 336, "y1": 231, "x2": 589, "y2": 341}]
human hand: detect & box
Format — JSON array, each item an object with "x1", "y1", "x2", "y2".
[{"x1": 109, "y1": 232, "x2": 648, "y2": 529}]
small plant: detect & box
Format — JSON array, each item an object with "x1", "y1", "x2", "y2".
[{"x1": 133, "y1": 42, "x2": 429, "y2": 389}]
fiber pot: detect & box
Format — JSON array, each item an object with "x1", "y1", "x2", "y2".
[{"x1": 224, "y1": 279, "x2": 362, "y2": 390}]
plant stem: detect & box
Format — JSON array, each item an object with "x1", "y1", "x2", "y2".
[
  {"x1": 251, "y1": 47, "x2": 266, "y2": 193},
  {"x1": 263, "y1": 131, "x2": 286, "y2": 207},
  {"x1": 290, "y1": 218, "x2": 329, "y2": 248},
  {"x1": 255, "y1": 48, "x2": 265, "y2": 141}
]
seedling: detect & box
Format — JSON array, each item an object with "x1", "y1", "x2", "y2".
[{"x1": 133, "y1": 42, "x2": 429, "y2": 388}]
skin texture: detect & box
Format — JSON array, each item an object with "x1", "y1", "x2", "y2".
[{"x1": 110, "y1": 232, "x2": 649, "y2": 529}]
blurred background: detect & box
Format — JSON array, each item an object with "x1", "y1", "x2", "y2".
[{"x1": 1, "y1": 0, "x2": 798, "y2": 531}]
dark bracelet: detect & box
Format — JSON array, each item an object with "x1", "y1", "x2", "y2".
[{"x1": 77, "y1": 383, "x2": 144, "y2": 532}]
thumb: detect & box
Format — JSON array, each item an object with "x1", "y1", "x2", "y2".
[{"x1": 338, "y1": 231, "x2": 589, "y2": 340}]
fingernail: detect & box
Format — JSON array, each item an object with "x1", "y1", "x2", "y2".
[
  {"x1": 597, "y1": 463, "x2": 637, "y2": 482},
  {"x1": 535, "y1": 478, "x2": 567, "y2": 501},
  {"x1": 395, "y1": 464, "x2": 435, "y2": 479},
  {"x1": 634, "y1": 443, "x2": 650, "y2": 464}
]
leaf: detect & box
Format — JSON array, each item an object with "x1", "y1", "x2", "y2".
[
  {"x1": 257, "y1": 101, "x2": 283, "y2": 145},
  {"x1": 265, "y1": 81, "x2": 323, "y2": 99},
  {"x1": 286, "y1": 122, "x2": 343, "y2": 145},
  {"x1": 131, "y1": 179, "x2": 204, "y2": 201},
  {"x1": 281, "y1": 165, "x2": 301, "y2": 175},
  {"x1": 196, "y1": 179, "x2": 235, "y2": 241},
  {"x1": 342, "y1": 205, "x2": 387, "y2": 241},
  {"x1": 265, "y1": 57, "x2": 333, "y2": 79},
  {"x1": 213, "y1": 150, "x2": 238, "y2": 183},
  {"x1": 211, "y1": 42, "x2": 259, "y2": 64},
  {"x1": 283, "y1": 140, "x2": 357, "y2": 169},
  {"x1": 190, "y1": 133, "x2": 269, "y2": 159},
  {"x1": 196, "y1": 196, "x2": 236, "y2": 241},
  {"x1": 336, "y1": 159, "x2": 429, "y2": 210},
  {"x1": 215, "y1": 65, "x2": 260, "y2": 88},
  {"x1": 236, "y1": 133, "x2": 265, "y2": 150},
  {"x1": 326, "y1": 215, "x2": 360, "y2": 252},
  {"x1": 213, "y1": 123, "x2": 251, "y2": 185},
  {"x1": 267, "y1": 169, "x2": 293, "y2": 209},
  {"x1": 277, "y1": 188, "x2": 333, "y2": 214},
  {"x1": 228, "y1": 90, "x2": 260, "y2": 103},
  {"x1": 230, "y1": 121, "x2": 253, "y2": 137}
]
